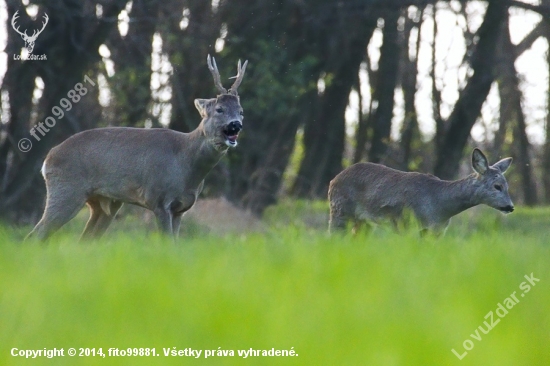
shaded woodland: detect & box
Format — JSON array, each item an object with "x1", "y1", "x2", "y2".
[{"x1": 1, "y1": 0, "x2": 550, "y2": 224}]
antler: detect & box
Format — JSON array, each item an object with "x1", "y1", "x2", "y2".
[
  {"x1": 11, "y1": 11, "x2": 28, "y2": 38},
  {"x1": 30, "y1": 13, "x2": 49, "y2": 40},
  {"x1": 11, "y1": 11, "x2": 48, "y2": 41},
  {"x1": 207, "y1": 54, "x2": 228, "y2": 95},
  {"x1": 228, "y1": 59, "x2": 248, "y2": 96}
]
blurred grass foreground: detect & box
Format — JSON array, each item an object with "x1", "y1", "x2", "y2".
[{"x1": 0, "y1": 200, "x2": 549, "y2": 365}]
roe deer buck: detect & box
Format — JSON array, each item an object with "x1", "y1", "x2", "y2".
[
  {"x1": 27, "y1": 55, "x2": 248, "y2": 241},
  {"x1": 328, "y1": 149, "x2": 514, "y2": 235}
]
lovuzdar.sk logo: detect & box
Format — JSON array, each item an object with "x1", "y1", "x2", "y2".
[{"x1": 11, "y1": 10, "x2": 48, "y2": 60}]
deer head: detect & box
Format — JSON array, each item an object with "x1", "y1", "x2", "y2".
[
  {"x1": 194, "y1": 55, "x2": 248, "y2": 150},
  {"x1": 471, "y1": 148, "x2": 514, "y2": 213},
  {"x1": 11, "y1": 11, "x2": 49, "y2": 54}
]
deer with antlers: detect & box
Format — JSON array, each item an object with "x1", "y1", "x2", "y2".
[
  {"x1": 11, "y1": 10, "x2": 49, "y2": 54},
  {"x1": 27, "y1": 55, "x2": 248, "y2": 241}
]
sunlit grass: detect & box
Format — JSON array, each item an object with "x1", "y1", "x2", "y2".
[{"x1": 0, "y1": 205, "x2": 549, "y2": 365}]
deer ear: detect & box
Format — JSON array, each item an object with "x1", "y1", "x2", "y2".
[
  {"x1": 472, "y1": 148, "x2": 489, "y2": 175},
  {"x1": 492, "y1": 157, "x2": 513, "y2": 174},
  {"x1": 194, "y1": 99, "x2": 210, "y2": 118}
]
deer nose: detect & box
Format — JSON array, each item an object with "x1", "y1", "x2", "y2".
[
  {"x1": 226, "y1": 121, "x2": 242, "y2": 135},
  {"x1": 500, "y1": 205, "x2": 514, "y2": 213}
]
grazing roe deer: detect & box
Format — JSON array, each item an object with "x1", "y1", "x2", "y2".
[
  {"x1": 328, "y1": 149, "x2": 514, "y2": 235},
  {"x1": 27, "y1": 55, "x2": 248, "y2": 241}
]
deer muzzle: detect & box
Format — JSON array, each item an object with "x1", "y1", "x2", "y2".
[
  {"x1": 223, "y1": 121, "x2": 242, "y2": 147},
  {"x1": 499, "y1": 205, "x2": 514, "y2": 213}
]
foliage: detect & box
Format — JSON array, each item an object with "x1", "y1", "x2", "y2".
[{"x1": 1, "y1": 0, "x2": 550, "y2": 221}]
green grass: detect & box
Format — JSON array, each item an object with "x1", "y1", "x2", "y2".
[{"x1": 0, "y1": 204, "x2": 549, "y2": 365}]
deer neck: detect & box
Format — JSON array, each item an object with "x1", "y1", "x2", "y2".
[
  {"x1": 438, "y1": 175, "x2": 480, "y2": 220},
  {"x1": 183, "y1": 124, "x2": 227, "y2": 180}
]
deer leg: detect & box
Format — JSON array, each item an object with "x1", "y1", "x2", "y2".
[
  {"x1": 81, "y1": 200, "x2": 122, "y2": 240},
  {"x1": 26, "y1": 189, "x2": 86, "y2": 241},
  {"x1": 352, "y1": 220, "x2": 362, "y2": 235},
  {"x1": 154, "y1": 207, "x2": 173, "y2": 237},
  {"x1": 352, "y1": 220, "x2": 374, "y2": 236},
  {"x1": 390, "y1": 217, "x2": 401, "y2": 233},
  {"x1": 172, "y1": 214, "x2": 183, "y2": 240},
  {"x1": 92, "y1": 201, "x2": 122, "y2": 239},
  {"x1": 167, "y1": 196, "x2": 194, "y2": 241},
  {"x1": 329, "y1": 196, "x2": 357, "y2": 234},
  {"x1": 80, "y1": 200, "x2": 102, "y2": 240},
  {"x1": 430, "y1": 220, "x2": 449, "y2": 238},
  {"x1": 329, "y1": 210, "x2": 351, "y2": 233}
]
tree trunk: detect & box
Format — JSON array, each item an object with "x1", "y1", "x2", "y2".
[
  {"x1": 0, "y1": 2, "x2": 37, "y2": 184},
  {"x1": 431, "y1": 5, "x2": 445, "y2": 153},
  {"x1": 107, "y1": 0, "x2": 159, "y2": 127},
  {"x1": 434, "y1": 0, "x2": 507, "y2": 179},
  {"x1": 369, "y1": 10, "x2": 400, "y2": 164},
  {"x1": 164, "y1": 0, "x2": 220, "y2": 133},
  {"x1": 493, "y1": 20, "x2": 546, "y2": 157},
  {"x1": 400, "y1": 8, "x2": 423, "y2": 170},
  {"x1": 353, "y1": 52, "x2": 378, "y2": 163},
  {"x1": 240, "y1": 92, "x2": 315, "y2": 215},
  {"x1": 353, "y1": 77, "x2": 373, "y2": 163},
  {"x1": 543, "y1": 19, "x2": 550, "y2": 203},
  {"x1": 544, "y1": 77, "x2": 550, "y2": 203},
  {"x1": 292, "y1": 27, "x2": 375, "y2": 197},
  {"x1": 221, "y1": 1, "x2": 324, "y2": 211},
  {"x1": 496, "y1": 14, "x2": 538, "y2": 205}
]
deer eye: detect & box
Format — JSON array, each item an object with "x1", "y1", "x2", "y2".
[
  {"x1": 216, "y1": 107, "x2": 223, "y2": 114},
  {"x1": 239, "y1": 111, "x2": 244, "y2": 116},
  {"x1": 494, "y1": 184, "x2": 502, "y2": 192}
]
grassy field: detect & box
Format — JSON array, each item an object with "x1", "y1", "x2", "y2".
[{"x1": 0, "y1": 202, "x2": 549, "y2": 365}]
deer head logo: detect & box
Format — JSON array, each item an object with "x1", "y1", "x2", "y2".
[{"x1": 11, "y1": 10, "x2": 49, "y2": 54}]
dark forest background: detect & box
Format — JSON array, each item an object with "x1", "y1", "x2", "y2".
[{"x1": 1, "y1": 0, "x2": 550, "y2": 225}]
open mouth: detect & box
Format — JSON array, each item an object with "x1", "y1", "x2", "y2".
[
  {"x1": 499, "y1": 205, "x2": 514, "y2": 213},
  {"x1": 223, "y1": 121, "x2": 242, "y2": 147},
  {"x1": 224, "y1": 133, "x2": 239, "y2": 147}
]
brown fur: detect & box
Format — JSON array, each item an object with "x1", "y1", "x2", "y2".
[
  {"x1": 27, "y1": 56, "x2": 247, "y2": 241},
  {"x1": 328, "y1": 149, "x2": 514, "y2": 235}
]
